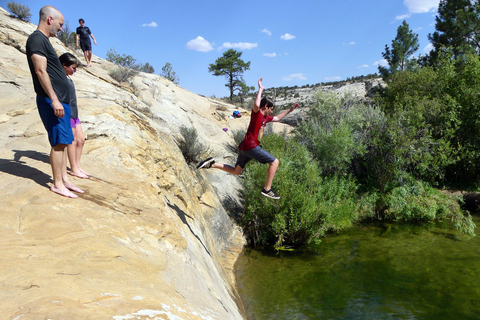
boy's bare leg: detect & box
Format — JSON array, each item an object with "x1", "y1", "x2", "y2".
[
  {"x1": 211, "y1": 163, "x2": 243, "y2": 176},
  {"x1": 264, "y1": 159, "x2": 279, "y2": 191},
  {"x1": 50, "y1": 144, "x2": 78, "y2": 198}
]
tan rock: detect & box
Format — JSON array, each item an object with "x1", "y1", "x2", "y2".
[{"x1": 0, "y1": 6, "x2": 249, "y2": 319}]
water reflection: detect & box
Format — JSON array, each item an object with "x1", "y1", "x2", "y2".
[{"x1": 236, "y1": 217, "x2": 480, "y2": 320}]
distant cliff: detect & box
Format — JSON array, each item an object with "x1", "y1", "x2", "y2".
[{"x1": 0, "y1": 6, "x2": 259, "y2": 319}]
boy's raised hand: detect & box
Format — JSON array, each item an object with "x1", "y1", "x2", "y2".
[{"x1": 258, "y1": 78, "x2": 264, "y2": 90}]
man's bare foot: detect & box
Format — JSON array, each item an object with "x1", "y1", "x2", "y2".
[
  {"x1": 65, "y1": 182, "x2": 84, "y2": 193},
  {"x1": 51, "y1": 185, "x2": 78, "y2": 198},
  {"x1": 68, "y1": 170, "x2": 89, "y2": 179}
]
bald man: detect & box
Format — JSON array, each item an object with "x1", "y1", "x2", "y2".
[{"x1": 26, "y1": 5, "x2": 83, "y2": 198}]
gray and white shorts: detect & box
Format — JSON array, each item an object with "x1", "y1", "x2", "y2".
[{"x1": 235, "y1": 146, "x2": 276, "y2": 168}]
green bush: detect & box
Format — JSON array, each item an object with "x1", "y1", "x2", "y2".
[
  {"x1": 383, "y1": 178, "x2": 475, "y2": 236},
  {"x1": 377, "y1": 53, "x2": 480, "y2": 185},
  {"x1": 7, "y1": 2, "x2": 31, "y2": 22},
  {"x1": 178, "y1": 126, "x2": 211, "y2": 164},
  {"x1": 240, "y1": 134, "x2": 376, "y2": 247},
  {"x1": 295, "y1": 91, "x2": 385, "y2": 176}
]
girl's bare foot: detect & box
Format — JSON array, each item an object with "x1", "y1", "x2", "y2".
[
  {"x1": 68, "y1": 170, "x2": 89, "y2": 179},
  {"x1": 79, "y1": 168, "x2": 90, "y2": 177}
]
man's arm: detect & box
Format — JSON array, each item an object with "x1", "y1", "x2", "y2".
[
  {"x1": 90, "y1": 33, "x2": 97, "y2": 45},
  {"x1": 253, "y1": 78, "x2": 264, "y2": 112},
  {"x1": 272, "y1": 103, "x2": 300, "y2": 122},
  {"x1": 31, "y1": 53, "x2": 65, "y2": 118},
  {"x1": 76, "y1": 34, "x2": 79, "y2": 48}
]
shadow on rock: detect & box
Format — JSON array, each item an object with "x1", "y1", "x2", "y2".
[
  {"x1": 12, "y1": 149, "x2": 50, "y2": 164},
  {"x1": 165, "y1": 196, "x2": 211, "y2": 256},
  {"x1": 0, "y1": 157, "x2": 51, "y2": 188}
]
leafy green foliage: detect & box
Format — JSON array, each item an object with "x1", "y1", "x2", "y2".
[
  {"x1": 240, "y1": 134, "x2": 376, "y2": 248},
  {"x1": 238, "y1": 80, "x2": 476, "y2": 247},
  {"x1": 383, "y1": 179, "x2": 475, "y2": 236},
  {"x1": 295, "y1": 91, "x2": 385, "y2": 176},
  {"x1": 7, "y1": 1, "x2": 31, "y2": 22},
  {"x1": 208, "y1": 49, "x2": 251, "y2": 102}
]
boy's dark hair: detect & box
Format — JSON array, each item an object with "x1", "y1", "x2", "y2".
[
  {"x1": 79, "y1": 18, "x2": 84, "y2": 23},
  {"x1": 260, "y1": 97, "x2": 274, "y2": 109},
  {"x1": 59, "y1": 52, "x2": 79, "y2": 66}
]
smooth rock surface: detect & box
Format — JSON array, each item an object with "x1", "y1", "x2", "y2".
[{"x1": 0, "y1": 6, "x2": 283, "y2": 319}]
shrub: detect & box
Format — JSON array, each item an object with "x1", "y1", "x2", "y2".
[
  {"x1": 56, "y1": 21, "x2": 76, "y2": 49},
  {"x1": 178, "y1": 126, "x2": 211, "y2": 164},
  {"x1": 240, "y1": 134, "x2": 376, "y2": 247},
  {"x1": 294, "y1": 91, "x2": 385, "y2": 176},
  {"x1": 383, "y1": 178, "x2": 475, "y2": 236},
  {"x1": 7, "y1": 2, "x2": 31, "y2": 22},
  {"x1": 109, "y1": 67, "x2": 138, "y2": 83}
]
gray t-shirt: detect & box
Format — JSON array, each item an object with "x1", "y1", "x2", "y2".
[
  {"x1": 26, "y1": 30, "x2": 70, "y2": 104},
  {"x1": 66, "y1": 77, "x2": 78, "y2": 119}
]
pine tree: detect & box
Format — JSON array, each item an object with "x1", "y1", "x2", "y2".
[
  {"x1": 426, "y1": 0, "x2": 480, "y2": 64},
  {"x1": 379, "y1": 20, "x2": 419, "y2": 79},
  {"x1": 208, "y1": 49, "x2": 251, "y2": 101}
]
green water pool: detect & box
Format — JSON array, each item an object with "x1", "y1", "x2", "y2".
[{"x1": 235, "y1": 216, "x2": 480, "y2": 320}]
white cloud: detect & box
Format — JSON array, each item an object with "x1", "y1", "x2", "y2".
[
  {"x1": 219, "y1": 42, "x2": 258, "y2": 50},
  {"x1": 263, "y1": 52, "x2": 277, "y2": 57},
  {"x1": 404, "y1": 0, "x2": 439, "y2": 13},
  {"x1": 343, "y1": 41, "x2": 356, "y2": 45},
  {"x1": 358, "y1": 64, "x2": 369, "y2": 69},
  {"x1": 423, "y1": 43, "x2": 434, "y2": 53},
  {"x1": 262, "y1": 28, "x2": 272, "y2": 36},
  {"x1": 186, "y1": 36, "x2": 214, "y2": 52},
  {"x1": 324, "y1": 76, "x2": 341, "y2": 81},
  {"x1": 282, "y1": 73, "x2": 307, "y2": 81},
  {"x1": 142, "y1": 21, "x2": 158, "y2": 27},
  {"x1": 281, "y1": 33, "x2": 296, "y2": 40},
  {"x1": 373, "y1": 59, "x2": 389, "y2": 67},
  {"x1": 395, "y1": 13, "x2": 411, "y2": 20}
]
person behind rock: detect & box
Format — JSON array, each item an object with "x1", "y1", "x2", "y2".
[
  {"x1": 197, "y1": 78, "x2": 299, "y2": 200},
  {"x1": 76, "y1": 18, "x2": 97, "y2": 67},
  {"x1": 59, "y1": 52, "x2": 90, "y2": 179},
  {"x1": 26, "y1": 5, "x2": 84, "y2": 198}
]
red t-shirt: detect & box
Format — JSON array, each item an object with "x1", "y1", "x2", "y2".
[{"x1": 239, "y1": 109, "x2": 274, "y2": 150}]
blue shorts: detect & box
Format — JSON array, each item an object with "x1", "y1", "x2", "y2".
[
  {"x1": 235, "y1": 146, "x2": 276, "y2": 168},
  {"x1": 36, "y1": 95, "x2": 74, "y2": 147}
]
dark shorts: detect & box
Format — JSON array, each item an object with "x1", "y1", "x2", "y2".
[
  {"x1": 80, "y1": 41, "x2": 92, "y2": 52},
  {"x1": 36, "y1": 96, "x2": 74, "y2": 147},
  {"x1": 235, "y1": 146, "x2": 276, "y2": 168}
]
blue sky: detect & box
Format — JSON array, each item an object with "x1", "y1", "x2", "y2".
[{"x1": 1, "y1": 0, "x2": 440, "y2": 97}]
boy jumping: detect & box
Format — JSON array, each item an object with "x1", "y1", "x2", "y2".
[{"x1": 197, "y1": 78, "x2": 299, "y2": 199}]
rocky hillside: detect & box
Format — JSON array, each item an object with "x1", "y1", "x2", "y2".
[{"x1": 0, "y1": 7, "x2": 296, "y2": 319}]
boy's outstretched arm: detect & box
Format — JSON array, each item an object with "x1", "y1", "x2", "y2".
[
  {"x1": 272, "y1": 103, "x2": 300, "y2": 122},
  {"x1": 253, "y1": 78, "x2": 264, "y2": 112}
]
